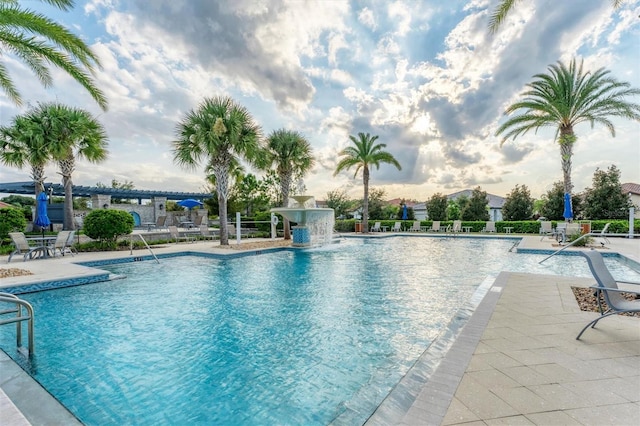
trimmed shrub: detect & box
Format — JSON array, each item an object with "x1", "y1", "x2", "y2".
[
  {"x1": 84, "y1": 209, "x2": 134, "y2": 243},
  {"x1": 0, "y1": 207, "x2": 27, "y2": 239}
]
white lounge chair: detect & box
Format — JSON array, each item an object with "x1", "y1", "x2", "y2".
[
  {"x1": 370, "y1": 222, "x2": 381, "y2": 232},
  {"x1": 576, "y1": 250, "x2": 640, "y2": 339},
  {"x1": 391, "y1": 222, "x2": 402, "y2": 232},
  {"x1": 50, "y1": 230, "x2": 72, "y2": 257},
  {"x1": 404, "y1": 221, "x2": 417, "y2": 232},
  {"x1": 539, "y1": 221, "x2": 553, "y2": 240},
  {"x1": 428, "y1": 221, "x2": 441, "y2": 232},
  {"x1": 199, "y1": 225, "x2": 215, "y2": 240},
  {"x1": 168, "y1": 226, "x2": 194, "y2": 243},
  {"x1": 483, "y1": 221, "x2": 496, "y2": 233},
  {"x1": 451, "y1": 220, "x2": 462, "y2": 233},
  {"x1": 8, "y1": 232, "x2": 43, "y2": 262}
]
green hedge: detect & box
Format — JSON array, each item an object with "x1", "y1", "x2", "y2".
[{"x1": 335, "y1": 219, "x2": 640, "y2": 234}]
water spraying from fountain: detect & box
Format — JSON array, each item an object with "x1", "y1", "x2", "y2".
[{"x1": 271, "y1": 181, "x2": 334, "y2": 247}]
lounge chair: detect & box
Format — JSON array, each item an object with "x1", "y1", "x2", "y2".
[
  {"x1": 50, "y1": 230, "x2": 72, "y2": 257},
  {"x1": 8, "y1": 232, "x2": 43, "y2": 262},
  {"x1": 406, "y1": 221, "x2": 420, "y2": 232},
  {"x1": 168, "y1": 226, "x2": 194, "y2": 243},
  {"x1": 155, "y1": 216, "x2": 168, "y2": 230},
  {"x1": 370, "y1": 222, "x2": 381, "y2": 232},
  {"x1": 482, "y1": 221, "x2": 496, "y2": 233},
  {"x1": 199, "y1": 225, "x2": 215, "y2": 240},
  {"x1": 64, "y1": 230, "x2": 77, "y2": 256},
  {"x1": 539, "y1": 221, "x2": 553, "y2": 240},
  {"x1": 428, "y1": 221, "x2": 441, "y2": 232},
  {"x1": 451, "y1": 220, "x2": 462, "y2": 233},
  {"x1": 193, "y1": 215, "x2": 204, "y2": 226},
  {"x1": 391, "y1": 222, "x2": 402, "y2": 232},
  {"x1": 576, "y1": 250, "x2": 640, "y2": 340}
]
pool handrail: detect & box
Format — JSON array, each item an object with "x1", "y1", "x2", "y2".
[
  {"x1": 538, "y1": 232, "x2": 596, "y2": 264},
  {"x1": 0, "y1": 292, "x2": 35, "y2": 356}
]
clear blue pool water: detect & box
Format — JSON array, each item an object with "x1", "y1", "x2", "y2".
[{"x1": 2, "y1": 237, "x2": 639, "y2": 425}]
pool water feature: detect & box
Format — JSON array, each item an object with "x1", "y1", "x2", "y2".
[{"x1": 2, "y1": 238, "x2": 639, "y2": 425}]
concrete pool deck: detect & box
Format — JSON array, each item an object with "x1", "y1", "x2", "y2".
[{"x1": 1, "y1": 234, "x2": 638, "y2": 425}]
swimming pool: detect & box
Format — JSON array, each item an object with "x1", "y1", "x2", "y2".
[{"x1": 2, "y1": 237, "x2": 639, "y2": 425}]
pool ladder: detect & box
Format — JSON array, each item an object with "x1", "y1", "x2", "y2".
[{"x1": 0, "y1": 292, "x2": 34, "y2": 356}]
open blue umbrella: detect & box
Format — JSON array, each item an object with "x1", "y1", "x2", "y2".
[
  {"x1": 177, "y1": 199, "x2": 204, "y2": 209},
  {"x1": 34, "y1": 191, "x2": 51, "y2": 236},
  {"x1": 563, "y1": 193, "x2": 573, "y2": 221},
  {"x1": 401, "y1": 204, "x2": 408, "y2": 220}
]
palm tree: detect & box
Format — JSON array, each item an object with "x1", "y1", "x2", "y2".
[
  {"x1": 32, "y1": 103, "x2": 109, "y2": 230},
  {"x1": 496, "y1": 59, "x2": 640, "y2": 213},
  {"x1": 0, "y1": 0, "x2": 107, "y2": 110},
  {"x1": 173, "y1": 96, "x2": 262, "y2": 245},
  {"x1": 262, "y1": 129, "x2": 315, "y2": 240},
  {"x1": 0, "y1": 113, "x2": 52, "y2": 196},
  {"x1": 488, "y1": 0, "x2": 625, "y2": 33},
  {"x1": 334, "y1": 132, "x2": 401, "y2": 234}
]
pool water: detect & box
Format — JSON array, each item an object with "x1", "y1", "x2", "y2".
[{"x1": 2, "y1": 238, "x2": 639, "y2": 425}]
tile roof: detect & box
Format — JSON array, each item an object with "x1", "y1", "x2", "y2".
[{"x1": 622, "y1": 182, "x2": 640, "y2": 195}]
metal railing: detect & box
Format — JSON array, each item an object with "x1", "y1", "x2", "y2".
[
  {"x1": 0, "y1": 292, "x2": 35, "y2": 356},
  {"x1": 538, "y1": 232, "x2": 595, "y2": 264},
  {"x1": 130, "y1": 234, "x2": 160, "y2": 264}
]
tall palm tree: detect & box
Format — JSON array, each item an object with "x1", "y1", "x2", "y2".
[
  {"x1": 32, "y1": 103, "x2": 109, "y2": 230},
  {"x1": 496, "y1": 59, "x2": 640, "y2": 213},
  {"x1": 488, "y1": 0, "x2": 625, "y2": 33},
  {"x1": 0, "y1": 0, "x2": 107, "y2": 110},
  {"x1": 173, "y1": 96, "x2": 262, "y2": 245},
  {"x1": 0, "y1": 113, "x2": 52, "y2": 196},
  {"x1": 262, "y1": 129, "x2": 315, "y2": 240},
  {"x1": 334, "y1": 132, "x2": 401, "y2": 234}
]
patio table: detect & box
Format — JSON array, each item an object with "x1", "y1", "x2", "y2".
[
  {"x1": 25, "y1": 236, "x2": 57, "y2": 259},
  {"x1": 462, "y1": 226, "x2": 472, "y2": 233},
  {"x1": 504, "y1": 227, "x2": 514, "y2": 234}
]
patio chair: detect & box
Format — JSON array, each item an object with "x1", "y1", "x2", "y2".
[
  {"x1": 539, "y1": 221, "x2": 553, "y2": 240},
  {"x1": 50, "y1": 230, "x2": 72, "y2": 257},
  {"x1": 391, "y1": 222, "x2": 402, "y2": 232},
  {"x1": 451, "y1": 220, "x2": 462, "y2": 233},
  {"x1": 168, "y1": 226, "x2": 194, "y2": 243},
  {"x1": 428, "y1": 221, "x2": 441, "y2": 232},
  {"x1": 192, "y1": 215, "x2": 204, "y2": 226},
  {"x1": 155, "y1": 216, "x2": 168, "y2": 230},
  {"x1": 64, "y1": 230, "x2": 77, "y2": 256},
  {"x1": 199, "y1": 225, "x2": 215, "y2": 240},
  {"x1": 407, "y1": 221, "x2": 421, "y2": 232},
  {"x1": 576, "y1": 250, "x2": 640, "y2": 340},
  {"x1": 482, "y1": 221, "x2": 496, "y2": 233},
  {"x1": 8, "y1": 232, "x2": 43, "y2": 262},
  {"x1": 370, "y1": 222, "x2": 381, "y2": 232}
]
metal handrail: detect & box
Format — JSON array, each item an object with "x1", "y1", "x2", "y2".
[
  {"x1": 138, "y1": 234, "x2": 160, "y2": 264},
  {"x1": 538, "y1": 232, "x2": 595, "y2": 264},
  {"x1": 0, "y1": 292, "x2": 34, "y2": 356}
]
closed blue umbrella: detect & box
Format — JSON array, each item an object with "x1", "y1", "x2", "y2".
[
  {"x1": 563, "y1": 193, "x2": 573, "y2": 221},
  {"x1": 34, "y1": 191, "x2": 51, "y2": 238},
  {"x1": 402, "y1": 204, "x2": 408, "y2": 220}
]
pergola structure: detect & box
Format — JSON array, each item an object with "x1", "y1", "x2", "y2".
[{"x1": 0, "y1": 181, "x2": 213, "y2": 204}]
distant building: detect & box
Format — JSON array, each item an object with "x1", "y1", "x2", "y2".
[
  {"x1": 622, "y1": 183, "x2": 640, "y2": 218},
  {"x1": 416, "y1": 190, "x2": 506, "y2": 221}
]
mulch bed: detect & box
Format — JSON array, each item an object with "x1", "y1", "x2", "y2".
[
  {"x1": 0, "y1": 268, "x2": 34, "y2": 279},
  {"x1": 571, "y1": 287, "x2": 640, "y2": 317}
]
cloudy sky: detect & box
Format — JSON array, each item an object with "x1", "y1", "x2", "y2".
[{"x1": 1, "y1": 0, "x2": 639, "y2": 201}]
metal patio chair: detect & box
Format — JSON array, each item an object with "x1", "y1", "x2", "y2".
[{"x1": 576, "y1": 250, "x2": 640, "y2": 340}]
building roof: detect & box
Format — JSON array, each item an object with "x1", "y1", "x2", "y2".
[
  {"x1": 622, "y1": 183, "x2": 640, "y2": 195},
  {"x1": 447, "y1": 189, "x2": 505, "y2": 209},
  {"x1": 0, "y1": 181, "x2": 212, "y2": 201},
  {"x1": 0, "y1": 201, "x2": 15, "y2": 208}
]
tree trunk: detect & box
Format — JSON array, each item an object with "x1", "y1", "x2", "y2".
[
  {"x1": 362, "y1": 166, "x2": 370, "y2": 234},
  {"x1": 212, "y1": 157, "x2": 230, "y2": 245},
  {"x1": 31, "y1": 164, "x2": 45, "y2": 197},
  {"x1": 218, "y1": 191, "x2": 228, "y2": 245},
  {"x1": 59, "y1": 155, "x2": 76, "y2": 230},
  {"x1": 559, "y1": 126, "x2": 575, "y2": 221}
]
